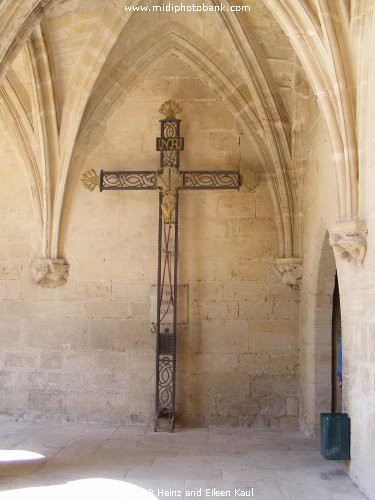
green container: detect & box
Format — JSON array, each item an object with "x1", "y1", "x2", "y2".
[{"x1": 320, "y1": 413, "x2": 350, "y2": 460}]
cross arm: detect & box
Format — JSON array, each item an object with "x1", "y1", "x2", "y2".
[
  {"x1": 179, "y1": 170, "x2": 241, "y2": 190},
  {"x1": 80, "y1": 169, "x2": 158, "y2": 192}
]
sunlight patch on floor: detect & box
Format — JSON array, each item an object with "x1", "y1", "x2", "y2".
[
  {"x1": 0, "y1": 451, "x2": 45, "y2": 462},
  {"x1": 0, "y1": 478, "x2": 158, "y2": 500}
]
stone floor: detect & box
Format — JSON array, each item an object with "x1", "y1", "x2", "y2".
[{"x1": 0, "y1": 419, "x2": 367, "y2": 500}]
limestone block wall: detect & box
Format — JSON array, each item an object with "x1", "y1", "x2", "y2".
[{"x1": 0, "y1": 54, "x2": 299, "y2": 428}]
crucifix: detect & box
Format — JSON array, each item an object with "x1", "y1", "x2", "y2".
[{"x1": 81, "y1": 100, "x2": 241, "y2": 432}]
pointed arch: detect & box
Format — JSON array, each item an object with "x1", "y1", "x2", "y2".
[
  {"x1": 0, "y1": 22, "x2": 59, "y2": 259},
  {"x1": 0, "y1": 75, "x2": 43, "y2": 253},
  {"x1": 264, "y1": 0, "x2": 358, "y2": 221},
  {"x1": 60, "y1": 23, "x2": 295, "y2": 263},
  {"x1": 51, "y1": 0, "x2": 141, "y2": 260},
  {"x1": 214, "y1": 5, "x2": 296, "y2": 255}
]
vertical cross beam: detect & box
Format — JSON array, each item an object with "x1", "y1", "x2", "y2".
[
  {"x1": 154, "y1": 188, "x2": 178, "y2": 431},
  {"x1": 154, "y1": 111, "x2": 184, "y2": 432}
]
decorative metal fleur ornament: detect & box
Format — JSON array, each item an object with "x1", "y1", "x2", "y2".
[
  {"x1": 81, "y1": 169, "x2": 99, "y2": 191},
  {"x1": 159, "y1": 99, "x2": 182, "y2": 119},
  {"x1": 161, "y1": 191, "x2": 177, "y2": 225}
]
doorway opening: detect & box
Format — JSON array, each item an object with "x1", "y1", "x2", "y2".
[{"x1": 331, "y1": 273, "x2": 342, "y2": 413}]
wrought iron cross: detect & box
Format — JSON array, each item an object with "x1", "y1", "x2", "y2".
[{"x1": 81, "y1": 100, "x2": 241, "y2": 432}]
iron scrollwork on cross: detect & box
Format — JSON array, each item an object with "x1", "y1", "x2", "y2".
[
  {"x1": 80, "y1": 99, "x2": 241, "y2": 432},
  {"x1": 181, "y1": 171, "x2": 241, "y2": 190},
  {"x1": 101, "y1": 171, "x2": 157, "y2": 190}
]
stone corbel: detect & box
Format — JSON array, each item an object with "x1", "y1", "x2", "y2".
[
  {"x1": 31, "y1": 258, "x2": 69, "y2": 288},
  {"x1": 274, "y1": 258, "x2": 303, "y2": 290},
  {"x1": 329, "y1": 220, "x2": 367, "y2": 267}
]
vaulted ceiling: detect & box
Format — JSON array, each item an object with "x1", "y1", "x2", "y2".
[{"x1": 0, "y1": 0, "x2": 368, "y2": 264}]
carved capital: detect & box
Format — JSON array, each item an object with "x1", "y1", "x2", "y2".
[
  {"x1": 31, "y1": 258, "x2": 69, "y2": 288},
  {"x1": 274, "y1": 258, "x2": 303, "y2": 290},
  {"x1": 329, "y1": 220, "x2": 367, "y2": 266}
]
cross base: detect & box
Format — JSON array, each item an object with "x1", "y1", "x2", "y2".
[{"x1": 154, "y1": 414, "x2": 175, "y2": 432}]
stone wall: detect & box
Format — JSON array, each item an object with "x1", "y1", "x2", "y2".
[{"x1": 0, "y1": 54, "x2": 299, "y2": 428}]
